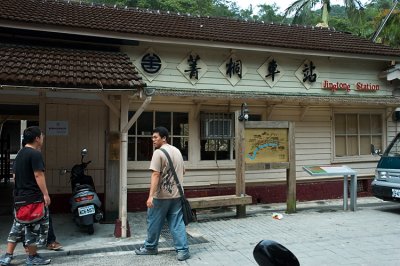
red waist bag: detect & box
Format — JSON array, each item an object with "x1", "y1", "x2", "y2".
[{"x1": 15, "y1": 201, "x2": 46, "y2": 224}]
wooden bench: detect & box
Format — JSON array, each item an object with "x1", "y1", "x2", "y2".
[{"x1": 188, "y1": 194, "x2": 252, "y2": 219}]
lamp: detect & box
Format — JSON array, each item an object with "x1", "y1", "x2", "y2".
[
  {"x1": 238, "y1": 103, "x2": 249, "y2": 121},
  {"x1": 144, "y1": 87, "x2": 156, "y2": 96}
]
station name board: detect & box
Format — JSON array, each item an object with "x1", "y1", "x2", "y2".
[{"x1": 322, "y1": 80, "x2": 380, "y2": 92}]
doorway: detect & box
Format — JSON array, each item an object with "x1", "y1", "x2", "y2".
[{"x1": 0, "y1": 104, "x2": 39, "y2": 215}]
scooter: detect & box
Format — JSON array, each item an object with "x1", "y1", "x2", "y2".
[{"x1": 69, "y1": 149, "x2": 103, "y2": 234}]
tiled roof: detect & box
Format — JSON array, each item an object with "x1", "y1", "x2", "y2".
[
  {"x1": 0, "y1": 42, "x2": 145, "y2": 90},
  {"x1": 0, "y1": 0, "x2": 399, "y2": 57}
]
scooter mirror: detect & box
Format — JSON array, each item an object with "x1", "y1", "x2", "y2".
[{"x1": 81, "y1": 148, "x2": 88, "y2": 156}]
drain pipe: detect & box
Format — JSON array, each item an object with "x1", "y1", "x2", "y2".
[{"x1": 119, "y1": 88, "x2": 154, "y2": 238}]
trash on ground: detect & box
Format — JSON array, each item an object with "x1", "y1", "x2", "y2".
[{"x1": 272, "y1": 212, "x2": 283, "y2": 220}]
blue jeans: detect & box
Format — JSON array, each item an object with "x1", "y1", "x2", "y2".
[
  {"x1": 144, "y1": 198, "x2": 189, "y2": 253},
  {"x1": 47, "y1": 215, "x2": 56, "y2": 243}
]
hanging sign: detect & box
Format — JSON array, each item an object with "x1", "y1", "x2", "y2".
[{"x1": 46, "y1": 121, "x2": 68, "y2": 136}]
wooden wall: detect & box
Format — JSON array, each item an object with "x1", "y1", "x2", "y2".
[
  {"x1": 126, "y1": 103, "x2": 387, "y2": 189},
  {"x1": 123, "y1": 43, "x2": 392, "y2": 97},
  {"x1": 45, "y1": 103, "x2": 107, "y2": 194},
  {"x1": 123, "y1": 43, "x2": 395, "y2": 190}
]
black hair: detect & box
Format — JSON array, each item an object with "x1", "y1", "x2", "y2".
[
  {"x1": 152, "y1": 126, "x2": 169, "y2": 139},
  {"x1": 23, "y1": 126, "x2": 43, "y2": 144}
]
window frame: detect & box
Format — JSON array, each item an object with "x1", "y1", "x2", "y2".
[
  {"x1": 200, "y1": 112, "x2": 235, "y2": 161},
  {"x1": 127, "y1": 110, "x2": 189, "y2": 162},
  {"x1": 332, "y1": 109, "x2": 385, "y2": 163}
]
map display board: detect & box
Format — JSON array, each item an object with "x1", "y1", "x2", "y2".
[
  {"x1": 245, "y1": 128, "x2": 288, "y2": 164},
  {"x1": 303, "y1": 165, "x2": 357, "y2": 176}
]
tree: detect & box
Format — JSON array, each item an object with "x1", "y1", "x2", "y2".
[
  {"x1": 284, "y1": 0, "x2": 364, "y2": 27},
  {"x1": 257, "y1": 4, "x2": 285, "y2": 23},
  {"x1": 370, "y1": 0, "x2": 400, "y2": 48},
  {"x1": 212, "y1": 0, "x2": 240, "y2": 18}
]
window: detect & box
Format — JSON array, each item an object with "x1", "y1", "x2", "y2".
[
  {"x1": 199, "y1": 113, "x2": 261, "y2": 160},
  {"x1": 200, "y1": 113, "x2": 234, "y2": 160},
  {"x1": 334, "y1": 113, "x2": 383, "y2": 157},
  {"x1": 128, "y1": 111, "x2": 189, "y2": 161}
]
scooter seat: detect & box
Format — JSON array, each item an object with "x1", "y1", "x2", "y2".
[{"x1": 73, "y1": 184, "x2": 95, "y2": 193}]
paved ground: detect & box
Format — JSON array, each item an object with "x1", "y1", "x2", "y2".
[{"x1": 1, "y1": 197, "x2": 399, "y2": 265}]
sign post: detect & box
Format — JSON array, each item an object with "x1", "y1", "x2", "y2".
[
  {"x1": 244, "y1": 121, "x2": 296, "y2": 213},
  {"x1": 235, "y1": 111, "x2": 246, "y2": 217},
  {"x1": 303, "y1": 165, "x2": 358, "y2": 211}
]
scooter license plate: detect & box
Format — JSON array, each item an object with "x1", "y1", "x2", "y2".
[{"x1": 78, "y1": 205, "x2": 95, "y2": 216}]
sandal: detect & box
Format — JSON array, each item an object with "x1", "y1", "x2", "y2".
[{"x1": 47, "y1": 241, "x2": 63, "y2": 250}]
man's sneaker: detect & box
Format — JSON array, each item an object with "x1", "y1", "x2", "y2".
[
  {"x1": 134, "y1": 246, "x2": 158, "y2": 255},
  {"x1": 0, "y1": 253, "x2": 13, "y2": 266},
  {"x1": 47, "y1": 241, "x2": 63, "y2": 251},
  {"x1": 25, "y1": 254, "x2": 51, "y2": 265},
  {"x1": 177, "y1": 251, "x2": 191, "y2": 261}
]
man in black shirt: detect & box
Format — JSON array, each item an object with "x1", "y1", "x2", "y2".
[{"x1": 0, "y1": 126, "x2": 51, "y2": 266}]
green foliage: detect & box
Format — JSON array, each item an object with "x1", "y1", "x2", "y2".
[
  {"x1": 212, "y1": 1, "x2": 240, "y2": 18},
  {"x1": 373, "y1": 8, "x2": 400, "y2": 48},
  {"x1": 284, "y1": 0, "x2": 324, "y2": 24},
  {"x1": 284, "y1": 0, "x2": 365, "y2": 28},
  {"x1": 257, "y1": 4, "x2": 285, "y2": 23}
]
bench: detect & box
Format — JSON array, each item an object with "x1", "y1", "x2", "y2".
[{"x1": 188, "y1": 194, "x2": 252, "y2": 219}]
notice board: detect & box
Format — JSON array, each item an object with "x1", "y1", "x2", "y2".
[{"x1": 245, "y1": 128, "x2": 289, "y2": 164}]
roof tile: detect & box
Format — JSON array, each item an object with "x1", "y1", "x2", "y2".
[
  {"x1": 0, "y1": 0, "x2": 399, "y2": 57},
  {"x1": 0, "y1": 42, "x2": 145, "y2": 89}
]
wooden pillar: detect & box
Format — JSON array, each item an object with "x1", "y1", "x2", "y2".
[
  {"x1": 39, "y1": 92, "x2": 46, "y2": 159},
  {"x1": 286, "y1": 122, "x2": 296, "y2": 213},
  {"x1": 104, "y1": 131, "x2": 120, "y2": 222},
  {"x1": 103, "y1": 95, "x2": 121, "y2": 222},
  {"x1": 119, "y1": 95, "x2": 129, "y2": 238},
  {"x1": 234, "y1": 111, "x2": 246, "y2": 218}
]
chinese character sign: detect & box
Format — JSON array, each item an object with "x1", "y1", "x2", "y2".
[
  {"x1": 177, "y1": 52, "x2": 208, "y2": 84},
  {"x1": 302, "y1": 61, "x2": 317, "y2": 82},
  {"x1": 185, "y1": 54, "x2": 201, "y2": 79},
  {"x1": 219, "y1": 53, "x2": 247, "y2": 86},
  {"x1": 295, "y1": 59, "x2": 319, "y2": 90},
  {"x1": 265, "y1": 59, "x2": 280, "y2": 82},
  {"x1": 226, "y1": 58, "x2": 242, "y2": 78},
  {"x1": 257, "y1": 56, "x2": 284, "y2": 88}
]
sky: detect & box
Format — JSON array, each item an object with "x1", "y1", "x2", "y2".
[{"x1": 235, "y1": 0, "x2": 293, "y2": 13}]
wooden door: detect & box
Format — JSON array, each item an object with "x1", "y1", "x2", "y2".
[{"x1": 45, "y1": 103, "x2": 107, "y2": 194}]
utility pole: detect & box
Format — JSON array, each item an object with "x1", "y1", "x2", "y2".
[{"x1": 371, "y1": 0, "x2": 398, "y2": 42}]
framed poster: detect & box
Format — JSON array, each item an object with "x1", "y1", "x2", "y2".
[{"x1": 245, "y1": 128, "x2": 288, "y2": 164}]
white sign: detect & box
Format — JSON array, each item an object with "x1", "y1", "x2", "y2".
[{"x1": 46, "y1": 121, "x2": 68, "y2": 136}]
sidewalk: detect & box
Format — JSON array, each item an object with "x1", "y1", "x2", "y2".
[{"x1": 1, "y1": 197, "x2": 399, "y2": 265}]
